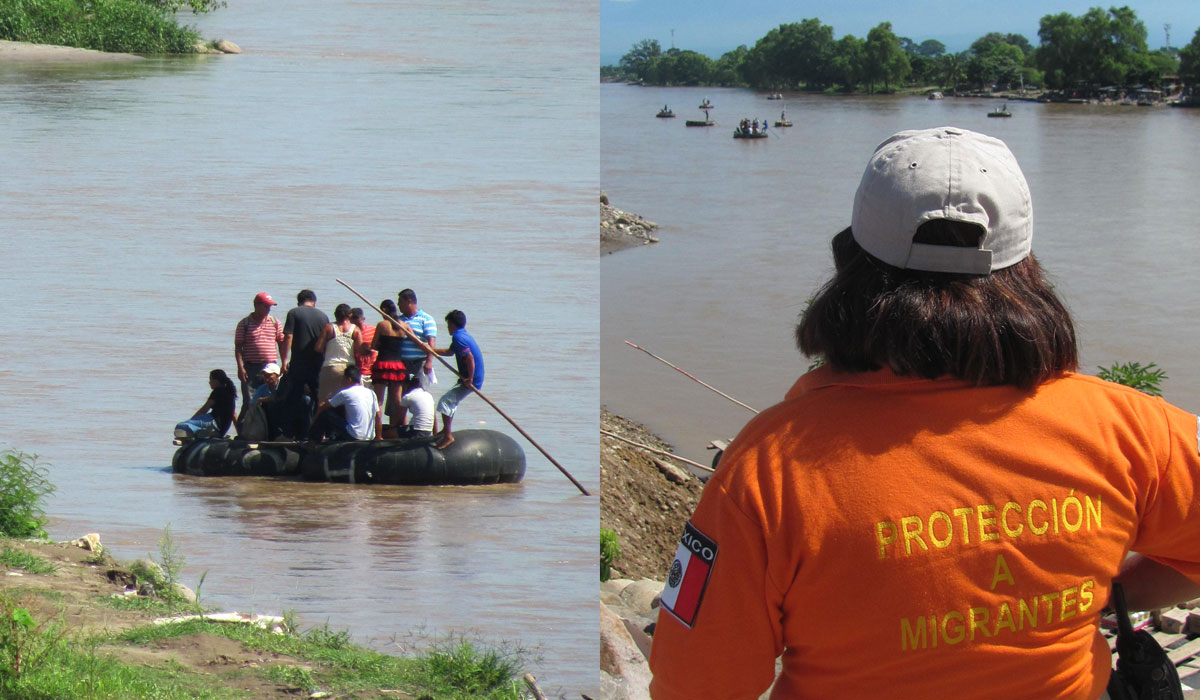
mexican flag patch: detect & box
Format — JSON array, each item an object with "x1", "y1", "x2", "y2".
[{"x1": 661, "y1": 521, "x2": 717, "y2": 628}]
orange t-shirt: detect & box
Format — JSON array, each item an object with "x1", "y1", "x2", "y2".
[{"x1": 649, "y1": 367, "x2": 1200, "y2": 700}]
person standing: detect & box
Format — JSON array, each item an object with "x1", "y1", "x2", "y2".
[
  {"x1": 396, "y1": 288, "x2": 437, "y2": 383},
  {"x1": 433, "y1": 309, "x2": 483, "y2": 450},
  {"x1": 370, "y1": 298, "x2": 408, "y2": 433},
  {"x1": 234, "y1": 292, "x2": 284, "y2": 411},
  {"x1": 350, "y1": 307, "x2": 376, "y2": 387},
  {"x1": 315, "y1": 303, "x2": 362, "y2": 402},
  {"x1": 649, "y1": 127, "x2": 1200, "y2": 699},
  {"x1": 281, "y1": 289, "x2": 329, "y2": 404}
]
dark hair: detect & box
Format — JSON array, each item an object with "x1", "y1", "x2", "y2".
[
  {"x1": 398, "y1": 288, "x2": 417, "y2": 304},
  {"x1": 297, "y1": 289, "x2": 317, "y2": 304},
  {"x1": 208, "y1": 369, "x2": 236, "y2": 391},
  {"x1": 380, "y1": 299, "x2": 398, "y2": 316},
  {"x1": 333, "y1": 303, "x2": 351, "y2": 322},
  {"x1": 342, "y1": 365, "x2": 362, "y2": 384},
  {"x1": 444, "y1": 309, "x2": 466, "y2": 328},
  {"x1": 796, "y1": 226, "x2": 1077, "y2": 388},
  {"x1": 350, "y1": 307, "x2": 364, "y2": 321}
]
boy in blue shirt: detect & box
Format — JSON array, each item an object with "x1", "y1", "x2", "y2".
[{"x1": 433, "y1": 309, "x2": 484, "y2": 449}]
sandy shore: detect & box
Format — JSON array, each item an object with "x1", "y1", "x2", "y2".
[{"x1": 0, "y1": 39, "x2": 143, "y2": 63}]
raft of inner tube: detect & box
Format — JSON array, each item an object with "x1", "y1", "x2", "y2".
[{"x1": 172, "y1": 429, "x2": 525, "y2": 485}]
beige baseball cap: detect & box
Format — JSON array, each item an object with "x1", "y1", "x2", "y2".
[{"x1": 851, "y1": 126, "x2": 1032, "y2": 274}]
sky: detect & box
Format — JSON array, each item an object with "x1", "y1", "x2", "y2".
[{"x1": 601, "y1": 0, "x2": 1200, "y2": 65}]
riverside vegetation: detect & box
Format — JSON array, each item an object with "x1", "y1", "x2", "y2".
[
  {"x1": 602, "y1": 6, "x2": 1200, "y2": 96},
  {"x1": 0, "y1": 0, "x2": 226, "y2": 54},
  {"x1": 0, "y1": 449, "x2": 535, "y2": 699}
]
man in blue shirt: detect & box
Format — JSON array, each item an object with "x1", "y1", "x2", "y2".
[
  {"x1": 394, "y1": 288, "x2": 437, "y2": 426},
  {"x1": 433, "y1": 309, "x2": 484, "y2": 450}
]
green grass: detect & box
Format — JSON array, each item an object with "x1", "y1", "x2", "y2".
[
  {"x1": 0, "y1": 0, "x2": 205, "y2": 54},
  {"x1": 99, "y1": 594, "x2": 205, "y2": 616},
  {"x1": 0, "y1": 548, "x2": 56, "y2": 576},
  {"x1": 116, "y1": 620, "x2": 528, "y2": 699}
]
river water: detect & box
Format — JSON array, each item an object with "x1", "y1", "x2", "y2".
[
  {"x1": 0, "y1": 1, "x2": 597, "y2": 694},
  {"x1": 602, "y1": 84, "x2": 1200, "y2": 468}
]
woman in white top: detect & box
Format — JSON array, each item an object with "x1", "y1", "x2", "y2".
[{"x1": 314, "y1": 303, "x2": 362, "y2": 402}]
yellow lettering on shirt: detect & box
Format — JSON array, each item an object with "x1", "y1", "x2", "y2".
[
  {"x1": 1001, "y1": 501, "x2": 1023, "y2": 537},
  {"x1": 928, "y1": 511, "x2": 953, "y2": 548},
  {"x1": 901, "y1": 516, "x2": 928, "y2": 555},
  {"x1": 990, "y1": 554, "x2": 1015, "y2": 590},
  {"x1": 977, "y1": 505, "x2": 999, "y2": 542},
  {"x1": 1028, "y1": 500, "x2": 1049, "y2": 535},
  {"x1": 952, "y1": 507, "x2": 974, "y2": 544},
  {"x1": 876, "y1": 521, "x2": 897, "y2": 560}
]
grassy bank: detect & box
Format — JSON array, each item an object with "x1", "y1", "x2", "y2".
[
  {"x1": 0, "y1": 538, "x2": 532, "y2": 699},
  {"x1": 0, "y1": 0, "x2": 210, "y2": 54}
]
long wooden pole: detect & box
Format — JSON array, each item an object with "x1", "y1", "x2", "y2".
[
  {"x1": 600, "y1": 429, "x2": 714, "y2": 473},
  {"x1": 336, "y1": 279, "x2": 591, "y2": 496},
  {"x1": 624, "y1": 340, "x2": 759, "y2": 414}
]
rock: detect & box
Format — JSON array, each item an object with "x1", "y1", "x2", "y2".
[
  {"x1": 600, "y1": 191, "x2": 610, "y2": 205},
  {"x1": 174, "y1": 584, "x2": 197, "y2": 604},
  {"x1": 652, "y1": 459, "x2": 690, "y2": 485},
  {"x1": 215, "y1": 40, "x2": 242, "y2": 54},
  {"x1": 600, "y1": 603, "x2": 652, "y2": 700},
  {"x1": 71, "y1": 533, "x2": 103, "y2": 555},
  {"x1": 620, "y1": 578, "x2": 663, "y2": 616}
]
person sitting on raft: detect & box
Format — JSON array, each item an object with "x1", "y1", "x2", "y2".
[
  {"x1": 175, "y1": 369, "x2": 237, "y2": 439},
  {"x1": 308, "y1": 366, "x2": 381, "y2": 442},
  {"x1": 396, "y1": 374, "x2": 435, "y2": 438},
  {"x1": 432, "y1": 309, "x2": 484, "y2": 450},
  {"x1": 250, "y1": 362, "x2": 282, "y2": 405}
]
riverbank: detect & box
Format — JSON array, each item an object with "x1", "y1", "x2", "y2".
[
  {"x1": 0, "y1": 535, "x2": 540, "y2": 699},
  {"x1": 600, "y1": 193, "x2": 659, "y2": 255},
  {"x1": 0, "y1": 39, "x2": 144, "y2": 63},
  {"x1": 600, "y1": 408, "x2": 702, "y2": 699}
]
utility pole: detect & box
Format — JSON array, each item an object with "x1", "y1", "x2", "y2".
[
  {"x1": 670, "y1": 28, "x2": 675, "y2": 50},
  {"x1": 1165, "y1": 23, "x2": 1171, "y2": 50}
]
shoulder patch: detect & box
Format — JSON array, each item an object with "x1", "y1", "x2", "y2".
[{"x1": 660, "y1": 521, "x2": 717, "y2": 628}]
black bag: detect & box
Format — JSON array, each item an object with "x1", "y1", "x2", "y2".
[{"x1": 1106, "y1": 582, "x2": 1183, "y2": 700}]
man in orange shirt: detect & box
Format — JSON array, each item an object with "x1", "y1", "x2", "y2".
[{"x1": 649, "y1": 127, "x2": 1200, "y2": 699}]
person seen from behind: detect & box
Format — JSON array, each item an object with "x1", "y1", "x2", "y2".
[
  {"x1": 315, "y1": 303, "x2": 362, "y2": 402},
  {"x1": 433, "y1": 309, "x2": 483, "y2": 450},
  {"x1": 648, "y1": 126, "x2": 1200, "y2": 700},
  {"x1": 308, "y1": 365, "x2": 380, "y2": 442},
  {"x1": 370, "y1": 298, "x2": 408, "y2": 434},
  {"x1": 174, "y1": 369, "x2": 237, "y2": 439}
]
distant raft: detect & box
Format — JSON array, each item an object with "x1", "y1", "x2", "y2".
[{"x1": 172, "y1": 429, "x2": 525, "y2": 486}]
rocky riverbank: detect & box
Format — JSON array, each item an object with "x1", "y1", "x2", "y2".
[
  {"x1": 600, "y1": 408, "x2": 703, "y2": 699},
  {"x1": 600, "y1": 193, "x2": 659, "y2": 255}
]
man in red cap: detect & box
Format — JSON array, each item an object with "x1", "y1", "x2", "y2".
[{"x1": 234, "y1": 292, "x2": 285, "y2": 419}]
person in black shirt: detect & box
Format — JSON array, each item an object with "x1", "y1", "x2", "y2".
[{"x1": 174, "y1": 369, "x2": 237, "y2": 438}]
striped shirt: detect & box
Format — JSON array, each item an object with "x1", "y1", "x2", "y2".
[
  {"x1": 399, "y1": 309, "x2": 437, "y2": 361},
  {"x1": 234, "y1": 314, "x2": 283, "y2": 364}
]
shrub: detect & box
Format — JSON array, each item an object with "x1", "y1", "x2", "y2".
[
  {"x1": 0, "y1": 451, "x2": 53, "y2": 539},
  {"x1": 1097, "y1": 362, "x2": 1167, "y2": 397},
  {"x1": 600, "y1": 529, "x2": 620, "y2": 582}
]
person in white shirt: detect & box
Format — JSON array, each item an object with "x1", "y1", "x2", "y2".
[
  {"x1": 397, "y1": 376, "x2": 435, "y2": 438},
  {"x1": 308, "y1": 366, "x2": 381, "y2": 441}
]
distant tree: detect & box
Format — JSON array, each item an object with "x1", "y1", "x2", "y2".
[
  {"x1": 1181, "y1": 27, "x2": 1200, "y2": 83},
  {"x1": 1039, "y1": 6, "x2": 1149, "y2": 88},
  {"x1": 619, "y1": 39, "x2": 662, "y2": 81},
  {"x1": 937, "y1": 52, "x2": 968, "y2": 93},
  {"x1": 714, "y1": 45, "x2": 749, "y2": 85},
  {"x1": 908, "y1": 53, "x2": 936, "y2": 85},
  {"x1": 968, "y1": 36, "x2": 1025, "y2": 89},
  {"x1": 830, "y1": 34, "x2": 865, "y2": 90},
  {"x1": 864, "y1": 22, "x2": 910, "y2": 92},
  {"x1": 743, "y1": 19, "x2": 836, "y2": 89},
  {"x1": 917, "y1": 39, "x2": 946, "y2": 57}
]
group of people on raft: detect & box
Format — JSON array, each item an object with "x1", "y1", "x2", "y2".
[
  {"x1": 737, "y1": 118, "x2": 768, "y2": 136},
  {"x1": 174, "y1": 288, "x2": 484, "y2": 450}
]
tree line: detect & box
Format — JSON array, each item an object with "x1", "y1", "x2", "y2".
[{"x1": 603, "y1": 7, "x2": 1200, "y2": 93}]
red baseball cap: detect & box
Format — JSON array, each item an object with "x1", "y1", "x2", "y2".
[{"x1": 254, "y1": 292, "x2": 277, "y2": 306}]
